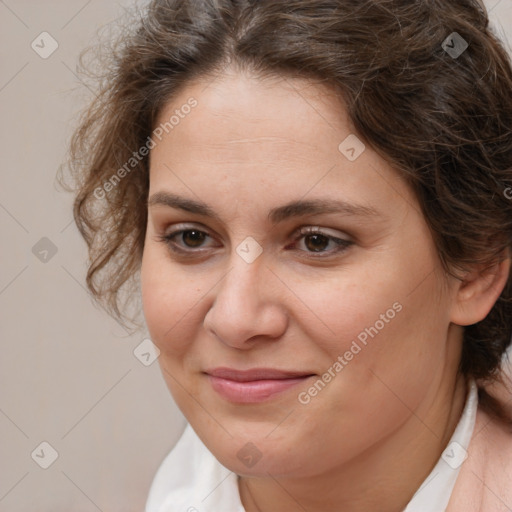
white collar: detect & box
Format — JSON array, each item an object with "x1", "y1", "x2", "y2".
[
  {"x1": 404, "y1": 378, "x2": 478, "y2": 512},
  {"x1": 145, "y1": 379, "x2": 478, "y2": 512}
]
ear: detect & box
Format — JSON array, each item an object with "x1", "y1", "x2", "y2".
[{"x1": 450, "y1": 253, "x2": 511, "y2": 326}]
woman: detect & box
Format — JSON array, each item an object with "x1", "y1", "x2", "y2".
[{"x1": 64, "y1": 0, "x2": 512, "y2": 510}]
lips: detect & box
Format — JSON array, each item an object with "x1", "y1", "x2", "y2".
[
  {"x1": 204, "y1": 367, "x2": 315, "y2": 403},
  {"x1": 205, "y1": 367, "x2": 314, "y2": 381}
]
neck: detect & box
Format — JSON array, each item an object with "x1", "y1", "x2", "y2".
[{"x1": 239, "y1": 372, "x2": 468, "y2": 512}]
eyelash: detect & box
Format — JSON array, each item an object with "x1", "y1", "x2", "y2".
[{"x1": 157, "y1": 225, "x2": 353, "y2": 258}]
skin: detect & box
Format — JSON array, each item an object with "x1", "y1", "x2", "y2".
[{"x1": 140, "y1": 66, "x2": 510, "y2": 512}]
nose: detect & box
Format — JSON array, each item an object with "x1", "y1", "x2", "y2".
[{"x1": 203, "y1": 255, "x2": 288, "y2": 349}]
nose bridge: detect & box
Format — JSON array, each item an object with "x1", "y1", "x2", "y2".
[
  {"x1": 204, "y1": 246, "x2": 287, "y2": 347},
  {"x1": 219, "y1": 231, "x2": 268, "y2": 302},
  {"x1": 218, "y1": 250, "x2": 265, "y2": 315}
]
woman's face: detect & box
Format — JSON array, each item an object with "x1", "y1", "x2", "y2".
[{"x1": 140, "y1": 69, "x2": 463, "y2": 478}]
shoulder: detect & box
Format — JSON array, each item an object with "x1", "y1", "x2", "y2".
[
  {"x1": 145, "y1": 423, "x2": 243, "y2": 512},
  {"x1": 448, "y1": 404, "x2": 512, "y2": 512}
]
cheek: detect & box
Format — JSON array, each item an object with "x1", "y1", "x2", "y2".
[
  {"x1": 140, "y1": 247, "x2": 213, "y2": 417},
  {"x1": 140, "y1": 245, "x2": 200, "y2": 357},
  {"x1": 297, "y1": 269, "x2": 404, "y2": 356},
  {"x1": 287, "y1": 277, "x2": 444, "y2": 459},
  {"x1": 296, "y1": 261, "x2": 448, "y2": 402}
]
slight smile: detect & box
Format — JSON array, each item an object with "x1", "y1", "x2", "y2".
[{"x1": 204, "y1": 367, "x2": 316, "y2": 403}]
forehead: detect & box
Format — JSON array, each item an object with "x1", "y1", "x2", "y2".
[
  {"x1": 152, "y1": 69, "x2": 349, "y2": 155},
  {"x1": 148, "y1": 70, "x2": 416, "y2": 218}
]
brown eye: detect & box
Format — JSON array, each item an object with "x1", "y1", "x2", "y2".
[
  {"x1": 304, "y1": 233, "x2": 330, "y2": 252},
  {"x1": 181, "y1": 230, "x2": 207, "y2": 248},
  {"x1": 290, "y1": 227, "x2": 353, "y2": 257},
  {"x1": 158, "y1": 227, "x2": 216, "y2": 254}
]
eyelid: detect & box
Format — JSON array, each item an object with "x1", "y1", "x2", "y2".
[
  {"x1": 158, "y1": 223, "x2": 219, "y2": 252},
  {"x1": 293, "y1": 225, "x2": 351, "y2": 240},
  {"x1": 158, "y1": 223, "x2": 353, "y2": 257},
  {"x1": 289, "y1": 226, "x2": 353, "y2": 257}
]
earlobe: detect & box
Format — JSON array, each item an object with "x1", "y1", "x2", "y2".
[{"x1": 450, "y1": 254, "x2": 511, "y2": 326}]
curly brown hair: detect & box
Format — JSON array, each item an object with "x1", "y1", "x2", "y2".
[{"x1": 61, "y1": 0, "x2": 512, "y2": 423}]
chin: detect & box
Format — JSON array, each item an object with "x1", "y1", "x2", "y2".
[
  {"x1": 206, "y1": 433, "x2": 305, "y2": 477},
  {"x1": 221, "y1": 452, "x2": 298, "y2": 478}
]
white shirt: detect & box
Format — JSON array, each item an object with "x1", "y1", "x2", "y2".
[{"x1": 145, "y1": 379, "x2": 478, "y2": 512}]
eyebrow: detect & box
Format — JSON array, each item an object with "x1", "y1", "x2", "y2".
[{"x1": 147, "y1": 191, "x2": 381, "y2": 224}]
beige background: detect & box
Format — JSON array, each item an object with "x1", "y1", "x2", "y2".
[{"x1": 1, "y1": 1, "x2": 511, "y2": 511}]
